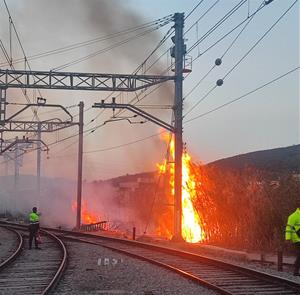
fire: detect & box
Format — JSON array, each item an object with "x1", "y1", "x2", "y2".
[
  {"x1": 157, "y1": 134, "x2": 205, "y2": 243},
  {"x1": 72, "y1": 200, "x2": 99, "y2": 224}
]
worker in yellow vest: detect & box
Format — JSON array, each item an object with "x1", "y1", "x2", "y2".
[
  {"x1": 28, "y1": 207, "x2": 41, "y2": 250},
  {"x1": 285, "y1": 208, "x2": 300, "y2": 276}
]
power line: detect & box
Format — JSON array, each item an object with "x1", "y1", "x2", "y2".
[
  {"x1": 184, "y1": 0, "x2": 220, "y2": 36},
  {"x1": 222, "y1": 0, "x2": 298, "y2": 80},
  {"x1": 84, "y1": 131, "x2": 165, "y2": 154},
  {"x1": 52, "y1": 20, "x2": 172, "y2": 71},
  {"x1": 183, "y1": 0, "x2": 293, "y2": 117},
  {"x1": 0, "y1": 15, "x2": 173, "y2": 67},
  {"x1": 3, "y1": 0, "x2": 44, "y2": 104},
  {"x1": 133, "y1": 26, "x2": 174, "y2": 74},
  {"x1": 184, "y1": 66, "x2": 299, "y2": 124},
  {"x1": 196, "y1": 0, "x2": 267, "y2": 60},
  {"x1": 187, "y1": 0, "x2": 248, "y2": 54},
  {"x1": 183, "y1": 1, "x2": 266, "y2": 115},
  {"x1": 185, "y1": 0, "x2": 206, "y2": 20}
]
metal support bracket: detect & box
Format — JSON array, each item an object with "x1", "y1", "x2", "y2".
[{"x1": 93, "y1": 101, "x2": 174, "y2": 133}]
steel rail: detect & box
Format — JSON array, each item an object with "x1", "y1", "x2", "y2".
[
  {"x1": 0, "y1": 224, "x2": 67, "y2": 295},
  {"x1": 40, "y1": 229, "x2": 68, "y2": 295},
  {"x1": 2, "y1": 221, "x2": 300, "y2": 294},
  {"x1": 0, "y1": 226, "x2": 23, "y2": 269}
]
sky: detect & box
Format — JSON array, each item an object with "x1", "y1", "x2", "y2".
[{"x1": 0, "y1": 0, "x2": 299, "y2": 180}]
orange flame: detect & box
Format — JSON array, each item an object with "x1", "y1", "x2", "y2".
[
  {"x1": 157, "y1": 134, "x2": 205, "y2": 243},
  {"x1": 72, "y1": 200, "x2": 99, "y2": 224}
]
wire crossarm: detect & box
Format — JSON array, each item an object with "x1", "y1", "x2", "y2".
[
  {"x1": 0, "y1": 69, "x2": 174, "y2": 91},
  {"x1": 93, "y1": 101, "x2": 174, "y2": 133}
]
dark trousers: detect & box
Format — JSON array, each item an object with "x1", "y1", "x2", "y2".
[
  {"x1": 294, "y1": 242, "x2": 300, "y2": 274},
  {"x1": 29, "y1": 223, "x2": 39, "y2": 249}
]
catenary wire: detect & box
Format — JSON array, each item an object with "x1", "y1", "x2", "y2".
[
  {"x1": 184, "y1": 66, "x2": 299, "y2": 124},
  {"x1": 185, "y1": 0, "x2": 206, "y2": 20},
  {"x1": 183, "y1": 0, "x2": 266, "y2": 116},
  {"x1": 183, "y1": 0, "x2": 293, "y2": 118},
  {"x1": 0, "y1": 15, "x2": 173, "y2": 67},
  {"x1": 52, "y1": 20, "x2": 172, "y2": 71}
]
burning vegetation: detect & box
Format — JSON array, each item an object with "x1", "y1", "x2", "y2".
[{"x1": 69, "y1": 138, "x2": 299, "y2": 250}]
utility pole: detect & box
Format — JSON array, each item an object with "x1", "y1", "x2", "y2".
[
  {"x1": 173, "y1": 13, "x2": 184, "y2": 241},
  {"x1": 37, "y1": 122, "x2": 41, "y2": 207},
  {"x1": 76, "y1": 101, "x2": 84, "y2": 229}
]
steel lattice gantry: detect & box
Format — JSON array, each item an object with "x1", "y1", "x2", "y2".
[
  {"x1": 0, "y1": 69, "x2": 174, "y2": 91},
  {"x1": 0, "y1": 120, "x2": 78, "y2": 132}
]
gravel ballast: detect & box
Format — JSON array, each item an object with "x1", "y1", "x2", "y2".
[{"x1": 55, "y1": 240, "x2": 218, "y2": 295}]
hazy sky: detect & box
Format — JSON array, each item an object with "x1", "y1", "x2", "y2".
[{"x1": 0, "y1": 0, "x2": 299, "y2": 180}]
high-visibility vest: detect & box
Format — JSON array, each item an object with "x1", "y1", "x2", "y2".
[
  {"x1": 285, "y1": 208, "x2": 300, "y2": 243},
  {"x1": 29, "y1": 212, "x2": 39, "y2": 224}
]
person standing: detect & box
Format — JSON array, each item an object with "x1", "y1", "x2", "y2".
[
  {"x1": 285, "y1": 207, "x2": 300, "y2": 276},
  {"x1": 28, "y1": 207, "x2": 41, "y2": 250}
]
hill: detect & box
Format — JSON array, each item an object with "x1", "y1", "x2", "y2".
[{"x1": 207, "y1": 144, "x2": 300, "y2": 173}]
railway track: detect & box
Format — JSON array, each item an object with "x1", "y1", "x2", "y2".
[
  {"x1": 0, "y1": 225, "x2": 67, "y2": 295},
  {"x1": 2, "y1": 221, "x2": 300, "y2": 295},
  {"x1": 0, "y1": 226, "x2": 23, "y2": 268}
]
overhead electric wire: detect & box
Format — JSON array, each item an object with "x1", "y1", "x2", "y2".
[
  {"x1": 222, "y1": 0, "x2": 298, "y2": 80},
  {"x1": 187, "y1": 0, "x2": 248, "y2": 54},
  {"x1": 184, "y1": 0, "x2": 220, "y2": 36},
  {"x1": 84, "y1": 131, "x2": 166, "y2": 154},
  {"x1": 183, "y1": 0, "x2": 293, "y2": 118},
  {"x1": 133, "y1": 26, "x2": 174, "y2": 74},
  {"x1": 185, "y1": 0, "x2": 206, "y2": 20},
  {"x1": 184, "y1": 66, "x2": 299, "y2": 124},
  {"x1": 52, "y1": 19, "x2": 172, "y2": 71},
  {"x1": 2, "y1": 0, "x2": 41, "y2": 121},
  {"x1": 183, "y1": 0, "x2": 266, "y2": 116},
  {"x1": 195, "y1": 0, "x2": 267, "y2": 61},
  {"x1": 0, "y1": 15, "x2": 173, "y2": 67}
]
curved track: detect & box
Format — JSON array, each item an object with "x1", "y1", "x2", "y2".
[
  {"x1": 0, "y1": 226, "x2": 23, "y2": 269},
  {"x1": 2, "y1": 221, "x2": 300, "y2": 295},
  {"x1": 0, "y1": 225, "x2": 67, "y2": 295}
]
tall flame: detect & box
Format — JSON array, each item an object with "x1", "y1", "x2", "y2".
[{"x1": 157, "y1": 134, "x2": 205, "y2": 243}]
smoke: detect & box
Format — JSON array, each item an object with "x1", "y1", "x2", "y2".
[
  {"x1": 0, "y1": 175, "x2": 75, "y2": 226},
  {"x1": 0, "y1": 0, "x2": 174, "y2": 181},
  {"x1": 0, "y1": 173, "x2": 151, "y2": 233}
]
